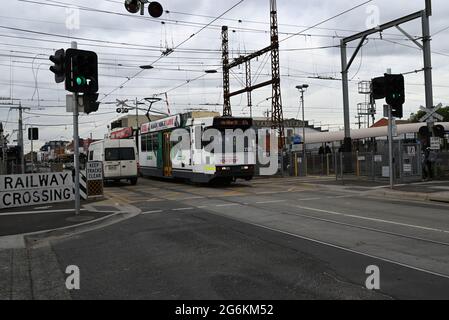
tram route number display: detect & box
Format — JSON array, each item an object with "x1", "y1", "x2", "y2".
[{"x1": 0, "y1": 172, "x2": 74, "y2": 209}]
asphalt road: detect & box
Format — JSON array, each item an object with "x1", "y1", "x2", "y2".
[{"x1": 41, "y1": 177, "x2": 449, "y2": 300}]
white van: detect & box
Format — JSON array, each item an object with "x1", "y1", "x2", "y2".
[{"x1": 88, "y1": 139, "x2": 138, "y2": 185}]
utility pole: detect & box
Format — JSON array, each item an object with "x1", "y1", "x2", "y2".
[
  {"x1": 0, "y1": 122, "x2": 6, "y2": 175},
  {"x1": 9, "y1": 102, "x2": 30, "y2": 174}
]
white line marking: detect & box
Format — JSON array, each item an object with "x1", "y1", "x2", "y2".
[
  {"x1": 142, "y1": 210, "x2": 163, "y2": 214},
  {"x1": 0, "y1": 209, "x2": 87, "y2": 216},
  {"x1": 258, "y1": 191, "x2": 291, "y2": 195},
  {"x1": 256, "y1": 200, "x2": 286, "y2": 204},
  {"x1": 178, "y1": 196, "x2": 205, "y2": 200},
  {"x1": 197, "y1": 206, "x2": 208, "y2": 209},
  {"x1": 216, "y1": 203, "x2": 240, "y2": 207},
  {"x1": 296, "y1": 205, "x2": 449, "y2": 234},
  {"x1": 172, "y1": 207, "x2": 194, "y2": 211}
]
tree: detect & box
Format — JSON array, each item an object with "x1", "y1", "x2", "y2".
[{"x1": 409, "y1": 105, "x2": 449, "y2": 123}]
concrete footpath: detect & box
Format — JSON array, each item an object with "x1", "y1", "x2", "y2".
[{"x1": 0, "y1": 199, "x2": 141, "y2": 300}]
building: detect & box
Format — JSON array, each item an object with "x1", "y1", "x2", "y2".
[{"x1": 38, "y1": 140, "x2": 69, "y2": 162}]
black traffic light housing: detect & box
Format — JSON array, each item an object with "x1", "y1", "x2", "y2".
[
  {"x1": 385, "y1": 74, "x2": 405, "y2": 118},
  {"x1": 371, "y1": 77, "x2": 386, "y2": 100},
  {"x1": 49, "y1": 49, "x2": 66, "y2": 83},
  {"x1": 371, "y1": 74, "x2": 405, "y2": 119},
  {"x1": 82, "y1": 93, "x2": 100, "y2": 114},
  {"x1": 433, "y1": 124, "x2": 446, "y2": 138},
  {"x1": 28, "y1": 128, "x2": 39, "y2": 141},
  {"x1": 65, "y1": 49, "x2": 99, "y2": 94}
]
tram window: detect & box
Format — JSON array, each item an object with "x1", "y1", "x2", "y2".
[{"x1": 141, "y1": 135, "x2": 148, "y2": 152}]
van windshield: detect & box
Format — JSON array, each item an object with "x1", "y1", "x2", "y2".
[{"x1": 105, "y1": 148, "x2": 135, "y2": 161}]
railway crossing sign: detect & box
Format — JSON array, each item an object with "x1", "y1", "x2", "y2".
[
  {"x1": 419, "y1": 104, "x2": 444, "y2": 123},
  {"x1": 116, "y1": 99, "x2": 131, "y2": 114},
  {"x1": 86, "y1": 161, "x2": 104, "y2": 198}
]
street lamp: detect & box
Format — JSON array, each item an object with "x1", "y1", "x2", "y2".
[{"x1": 296, "y1": 84, "x2": 309, "y2": 176}]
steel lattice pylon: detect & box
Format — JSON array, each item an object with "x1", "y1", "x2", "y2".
[
  {"x1": 269, "y1": 0, "x2": 284, "y2": 149},
  {"x1": 220, "y1": 0, "x2": 285, "y2": 149},
  {"x1": 222, "y1": 26, "x2": 231, "y2": 116}
]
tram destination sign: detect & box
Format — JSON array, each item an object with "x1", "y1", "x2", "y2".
[{"x1": 0, "y1": 172, "x2": 74, "y2": 209}]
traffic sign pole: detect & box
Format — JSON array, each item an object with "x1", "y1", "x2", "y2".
[{"x1": 72, "y1": 41, "x2": 81, "y2": 216}]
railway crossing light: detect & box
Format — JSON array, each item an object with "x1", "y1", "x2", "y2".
[
  {"x1": 65, "y1": 49, "x2": 99, "y2": 94},
  {"x1": 49, "y1": 49, "x2": 66, "y2": 83},
  {"x1": 125, "y1": 0, "x2": 163, "y2": 17},
  {"x1": 433, "y1": 124, "x2": 446, "y2": 138},
  {"x1": 124, "y1": 0, "x2": 141, "y2": 13}
]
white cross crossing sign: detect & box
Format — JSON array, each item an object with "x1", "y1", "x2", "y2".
[{"x1": 419, "y1": 104, "x2": 444, "y2": 123}]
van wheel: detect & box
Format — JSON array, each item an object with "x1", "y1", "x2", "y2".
[{"x1": 130, "y1": 178, "x2": 138, "y2": 186}]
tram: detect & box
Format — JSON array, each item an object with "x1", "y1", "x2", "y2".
[{"x1": 138, "y1": 112, "x2": 256, "y2": 183}]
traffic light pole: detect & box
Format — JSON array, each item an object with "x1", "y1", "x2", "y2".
[
  {"x1": 72, "y1": 41, "x2": 81, "y2": 216},
  {"x1": 387, "y1": 105, "x2": 395, "y2": 189}
]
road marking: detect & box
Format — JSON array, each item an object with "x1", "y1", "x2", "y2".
[
  {"x1": 172, "y1": 207, "x2": 195, "y2": 211},
  {"x1": 216, "y1": 203, "x2": 240, "y2": 207},
  {"x1": 142, "y1": 210, "x2": 163, "y2": 214},
  {"x1": 258, "y1": 191, "x2": 291, "y2": 195},
  {"x1": 256, "y1": 200, "x2": 286, "y2": 204},
  {"x1": 296, "y1": 205, "x2": 449, "y2": 234},
  {"x1": 178, "y1": 196, "x2": 205, "y2": 200},
  {"x1": 0, "y1": 209, "x2": 87, "y2": 216}
]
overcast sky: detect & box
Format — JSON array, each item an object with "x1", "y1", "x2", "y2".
[{"x1": 1, "y1": 0, "x2": 448, "y2": 152}]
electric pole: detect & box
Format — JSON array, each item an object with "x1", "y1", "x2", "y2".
[
  {"x1": 0, "y1": 122, "x2": 6, "y2": 175},
  {"x1": 9, "y1": 103, "x2": 30, "y2": 174}
]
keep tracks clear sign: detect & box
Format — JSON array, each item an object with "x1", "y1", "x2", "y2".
[{"x1": 0, "y1": 172, "x2": 74, "y2": 209}]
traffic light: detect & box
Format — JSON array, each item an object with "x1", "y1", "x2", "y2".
[
  {"x1": 49, "y1": 49, "x2": 65, "y2": 83},
  {"x1": 65, "y1": 49, "x2": 98, "y2": 94},
  {"x1": 28, "y1": 128, "x2": 39, "y2": 141},
  {"x1": 433, "y1": 124, "x2": 446, "y2": 138},
  {"x1": 371, "y1": 77, "x2": 386, "y2": 100},
  {"x1": 385, "y1": 74, "x2": 405, "y2": 118},
  {"x1": 82, "y1": 93, "x2": 100, "y2": 114}
]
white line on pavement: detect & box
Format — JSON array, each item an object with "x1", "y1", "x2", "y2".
[
  {"x1": 0, "y1": 209, "x2": 88, "y2": 216},
  {"x1": 256, "y1": 200, "x2": 286, "y2": 204},
  {"x1": 142, "y1": 210, "x2": 164, "y2": 214},
  {"x1": 216, "y1": 203, "x2": 240, "y2": 207},
  {"x1": 296, "y1": 205, "x2": 449, "y2": 234},
  {"x1": 172, "y1": 207, "x2": 195, "y2": 211}
]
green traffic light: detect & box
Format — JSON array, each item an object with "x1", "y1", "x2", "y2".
[{"x1": 76, "y1": 76, "x2": 86, "y2": 86}]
